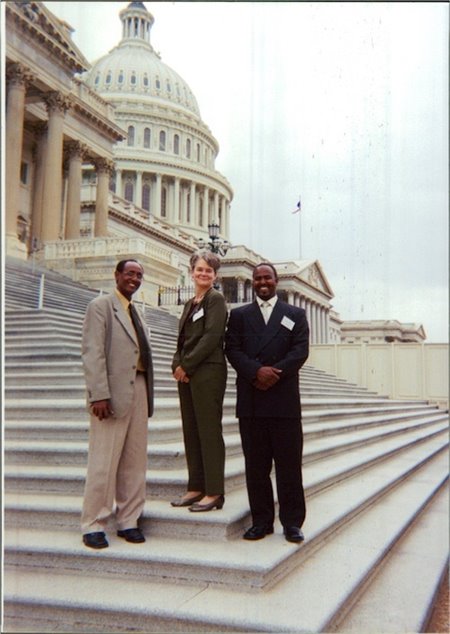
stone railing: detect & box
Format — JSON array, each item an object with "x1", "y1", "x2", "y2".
[
  {"x1": 309, "y1": 343, "x2": 449, "y2": 409},
  {"x1": 43, "y1": 237, "x2": 176, "y2": 266}
]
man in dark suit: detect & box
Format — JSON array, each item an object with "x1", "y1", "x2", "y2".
[
  {"x1": 225, "y1": 263, "x2": 309, "y2": 543},
  {"x1": 81, "y1": 259, "x2": 154, "y2": 549}
]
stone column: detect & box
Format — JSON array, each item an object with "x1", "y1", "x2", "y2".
[
  {"x1": 325, "y1": 309, "x2": 330, "y2": 343},
  {"x1": 202, "y1": 187, "x2": 209, "y2": 228},
  {"x1": 306, "y1": 301, "x2": 313, "y2": 342},
  {"x1": 64, "y1": 141, "x2": 87, "y2": 240},
  {"x1": 173, "y1": 177, "x2": 180, "y2": 225},
  {"x1": 93, "y1": 158, "x2": 114, "y2": 237},
  {"x1": 288, "y1": 291, "x2": 294, "y2": 306},
  {"x1": 153, "y1": 173, "x2": 162, "y2": 217},
  {"x1": 213, "y1": 190, "x2": 219, "y2": 224},
  {"x1": 40, "y1": 92, "x2": 70, "y2": 242},
  {"x1": 5, "y1": 63, "x2": 32, "y2": 248},
  {"x1": 136, "y1": 170, "x2": 143, "y2": 208},
  {"x1": 115, "y1": 168, "x2": 122, "y2": 197},
  {"x1": 180, "y1": 184, "x2": 187, "y2": 224},
  {"x1": 189, "y1": 182, "x2": 196, "y2": 225},
  {"x1": 30, "y1": 122, "x2": 48, "y2": 249},
  {"x1": 237, "y1": 278, "x2": 245, "y2": 303}
]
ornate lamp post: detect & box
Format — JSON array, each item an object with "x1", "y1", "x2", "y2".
[{"x1": 196, "y1": 221, "x2": 230, "y2": 256}]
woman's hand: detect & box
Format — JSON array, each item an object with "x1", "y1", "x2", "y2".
[{"x1": 173, "y1": 365, "x2": 190, "y2": 383}]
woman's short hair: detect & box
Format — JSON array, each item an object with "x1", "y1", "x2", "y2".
[{"x1": 190, "y1": 250, "x2": 221, "y2": 273}]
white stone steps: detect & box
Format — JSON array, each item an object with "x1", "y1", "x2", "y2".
[
  {"x1": 305, "y1": 406, "x2": 445, "y2": 437},
  {"x1": 5, "y1": 415, "x2": 447, "y2": 472},
  {"x1": 4, "y1": 396, "x2": 237, "y2": 421},
  {"x1": 4, "y1": 425, "x2": 447, "y2": 500},
  {"x1": 3, "y1": 414, "x2": 240, "y2": 443},
  {"x1": 3, "y1": 450, "x2": 448, "y2": 632},
  {"x1": 332, "y1": 483, "x2": 449, "y2": 633},
  {"x1": 303, "y1": 416, "x2": 448, "y2": 464},
  {"x1": 4, "y1": 431, "x2": 245, "y2": 468},
  {"x1": 4, "y1": 396, "x2": 415, "y2": 424}
]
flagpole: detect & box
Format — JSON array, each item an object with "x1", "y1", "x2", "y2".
[
  {"x1": 298, "y1": 208, "x2": 302, "y2": 260},
  {"x1": 292, "y1": 196, "x2": 302, "y2": 259}
]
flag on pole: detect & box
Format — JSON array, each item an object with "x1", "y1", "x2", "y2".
[{"x1": 292, "y1": 198, "x2": 301, "y2": 214}]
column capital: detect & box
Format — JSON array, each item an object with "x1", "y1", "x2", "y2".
[
  {"x1": 93, "y1": 157, "x2": 115, "y2": 174},
  {"x1": 64, "y1": 140, "x2": 89, "y2": 162},
  {"x1": 6, "y1": 62, "x2": 33, "y2": 87},
  {"x1": 43, "y1": 91, "x2": 71, "y2": 115}
]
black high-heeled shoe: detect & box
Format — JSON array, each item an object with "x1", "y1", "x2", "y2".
[
  {"x1": 188, "y1": 494, "x2": 225, "y2": 512},
  {"x1": 170, "y1": 493, "x2": 203, "y2": 507}
]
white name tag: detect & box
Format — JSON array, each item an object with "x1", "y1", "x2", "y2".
[
  {"x1": 193, "y1": 307, "x2": 205, "y2": 322},
  {"x1": 281, "y1": 315, "x2": 295, "y2": 331}
]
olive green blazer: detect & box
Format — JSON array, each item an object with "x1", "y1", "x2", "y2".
[{"x1": 172, "y1": 287, "x2": 227, "y2": 377}]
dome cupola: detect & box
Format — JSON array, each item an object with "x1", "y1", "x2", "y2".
[{"x1": 85, "y1": 1, "x2": 200, "y2": 116}]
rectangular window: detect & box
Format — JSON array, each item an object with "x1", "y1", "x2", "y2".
[{"x1": 20, "y1": 162, "x2": 28, "y2": 185}]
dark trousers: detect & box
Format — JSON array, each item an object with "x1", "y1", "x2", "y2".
[
  {"x1": 178, "y1": 363, "x2": 226, "y2": 495},
  {"x1": 239, "y1": 416, "x2": 306, "y2": 528}
]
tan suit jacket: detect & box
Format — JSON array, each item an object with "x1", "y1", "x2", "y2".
[{"x1": 82, "y1": 292, "x2": 154, "y2": 418}]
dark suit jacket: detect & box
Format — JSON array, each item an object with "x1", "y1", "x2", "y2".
[
  {"x1": 172, "y1": 287, "x2": 227, "y2": 377},
  {"x1": 82, "y1": 292, "x2": 154, "y2": 418},
  {"x1": 225, "y1": 299, "x2": 309, "y2": 418}
]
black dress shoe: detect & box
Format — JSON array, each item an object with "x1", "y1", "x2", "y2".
[
  {"x1": 171, "y1": 493, "x2": 203, "y2": 507},
  {"x1": 189, "y1": 494, "x2": 225, "y2": 512},
  {"x1": 283, "y1": 526, "x2": 305, "y2": 543},
  {"x1": 117, "y1": 528, "x2": 146, "y2": 543},
  {"x1": 83, "y1": 532, "x2": 109, "y2": 549},
  {"x1": 243, "y1": 525, "x2": 274, "y2": 540}
]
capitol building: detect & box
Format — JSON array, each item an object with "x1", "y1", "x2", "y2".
[{"x1": 4, "y1": 0, "x2": 426, "y2": 345}]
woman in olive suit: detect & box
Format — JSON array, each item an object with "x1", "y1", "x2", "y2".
[{"x1": 171, "y1": 251, "x2": 228, "y2": 512}]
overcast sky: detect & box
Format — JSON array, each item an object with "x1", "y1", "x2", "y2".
[{"x1": 44, "y1": 1, "x2": 448, "y2": 342}]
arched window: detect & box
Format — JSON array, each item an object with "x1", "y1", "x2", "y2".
[
  {"x1": 186, "y1": 139, "x2": 191, "y2": 158},
  {"x1": 174, "y1": 134, "x2": 180, "y2": 155},
  {"x1": 156, "y1": 78, "x2": 161, "y2": 90},
  {"x1": 159, "y1": 131, "x2": 166, "y2": 151},
  {"x1": 197, "y1": 144, "x2": 201, "y2": 162},
  {"x1": 142, "y1": 184, "x2": 151, "y2": 211},
  {"x1": 106, "y1": 72, "x2": 112, "y2": 85},
  {"x1": 144, "y1": 128, "x2": 151, "y2": 148},
  {"x1": 127, "y1": 126, "x2": 135, "y2": 146},
  {"x1": 161, "y1": 187, "x2": 167, "y2": 217},
  {"x1": 187, "y1": 193, "x2": 191, "y2": 223},
  {"x1": 118, "y1": 71, "x2": 124, "y2": 84},
  {"x1": 166, "y1": 81, "x2": 171, "y2": 93},
  {"x1": 95, "y1": 73, "x2": 100, "y2": 86},
  {"x1": 131, "y1": 73, "x2": 137, "y2": 85},
  {"x1": 143, "y1": 74, "x2": 149, "y2": 87},
  {"x1": 124, "y1": 181, "x2": 134, "y2": 202}
]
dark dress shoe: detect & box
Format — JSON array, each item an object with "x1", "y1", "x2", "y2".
[
  {"x1": 283, "y1": 526, "x2": 305, "y2": 543},
  {"x1": 189, "y1": 494, "x2": 225, "y2": 512},
  {"x1": 243, "y1": 525, "x2": 274, "y2": 540},
  {"x1": 83, "y1": 532, "x2": 109, "y2": 549},
  {"x1": 117, "y1": 528, "x2": 146, "y2": 543},
  {"x1": 171, "y1": 493, "x2": 203, "y2": 507}
]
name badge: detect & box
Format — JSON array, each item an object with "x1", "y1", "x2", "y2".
[
  {"x1": 281, "y1": 315, "x2": 295, "y2": 331},
  {"x1": 193, "y1": 307, "x2": 205, "y2": 322}
]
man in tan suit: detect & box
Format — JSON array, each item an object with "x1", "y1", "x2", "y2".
[{"x1": 81, "y1": 259, "x2": 154, "y2": 549}]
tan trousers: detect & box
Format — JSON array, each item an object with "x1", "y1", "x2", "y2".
[{"x1": 81, "y1": 373, "x2": 148, "y2": 534}]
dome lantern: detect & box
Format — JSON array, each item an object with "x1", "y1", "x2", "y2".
[{"x1": 119, "y1": 1, "x2": 155, "y2": 49}]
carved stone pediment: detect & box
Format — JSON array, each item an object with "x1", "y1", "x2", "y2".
[
  {"x1": 7, "y1": 1, "x2": 89, "y2": 74},
  {"x1": 299, "y1": 261, "x2": 333, "y2": 296}
]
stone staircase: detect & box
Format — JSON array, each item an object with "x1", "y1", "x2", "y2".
[{"x1": 3, "y1": 257, "x2": 449, "y2": 633}]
